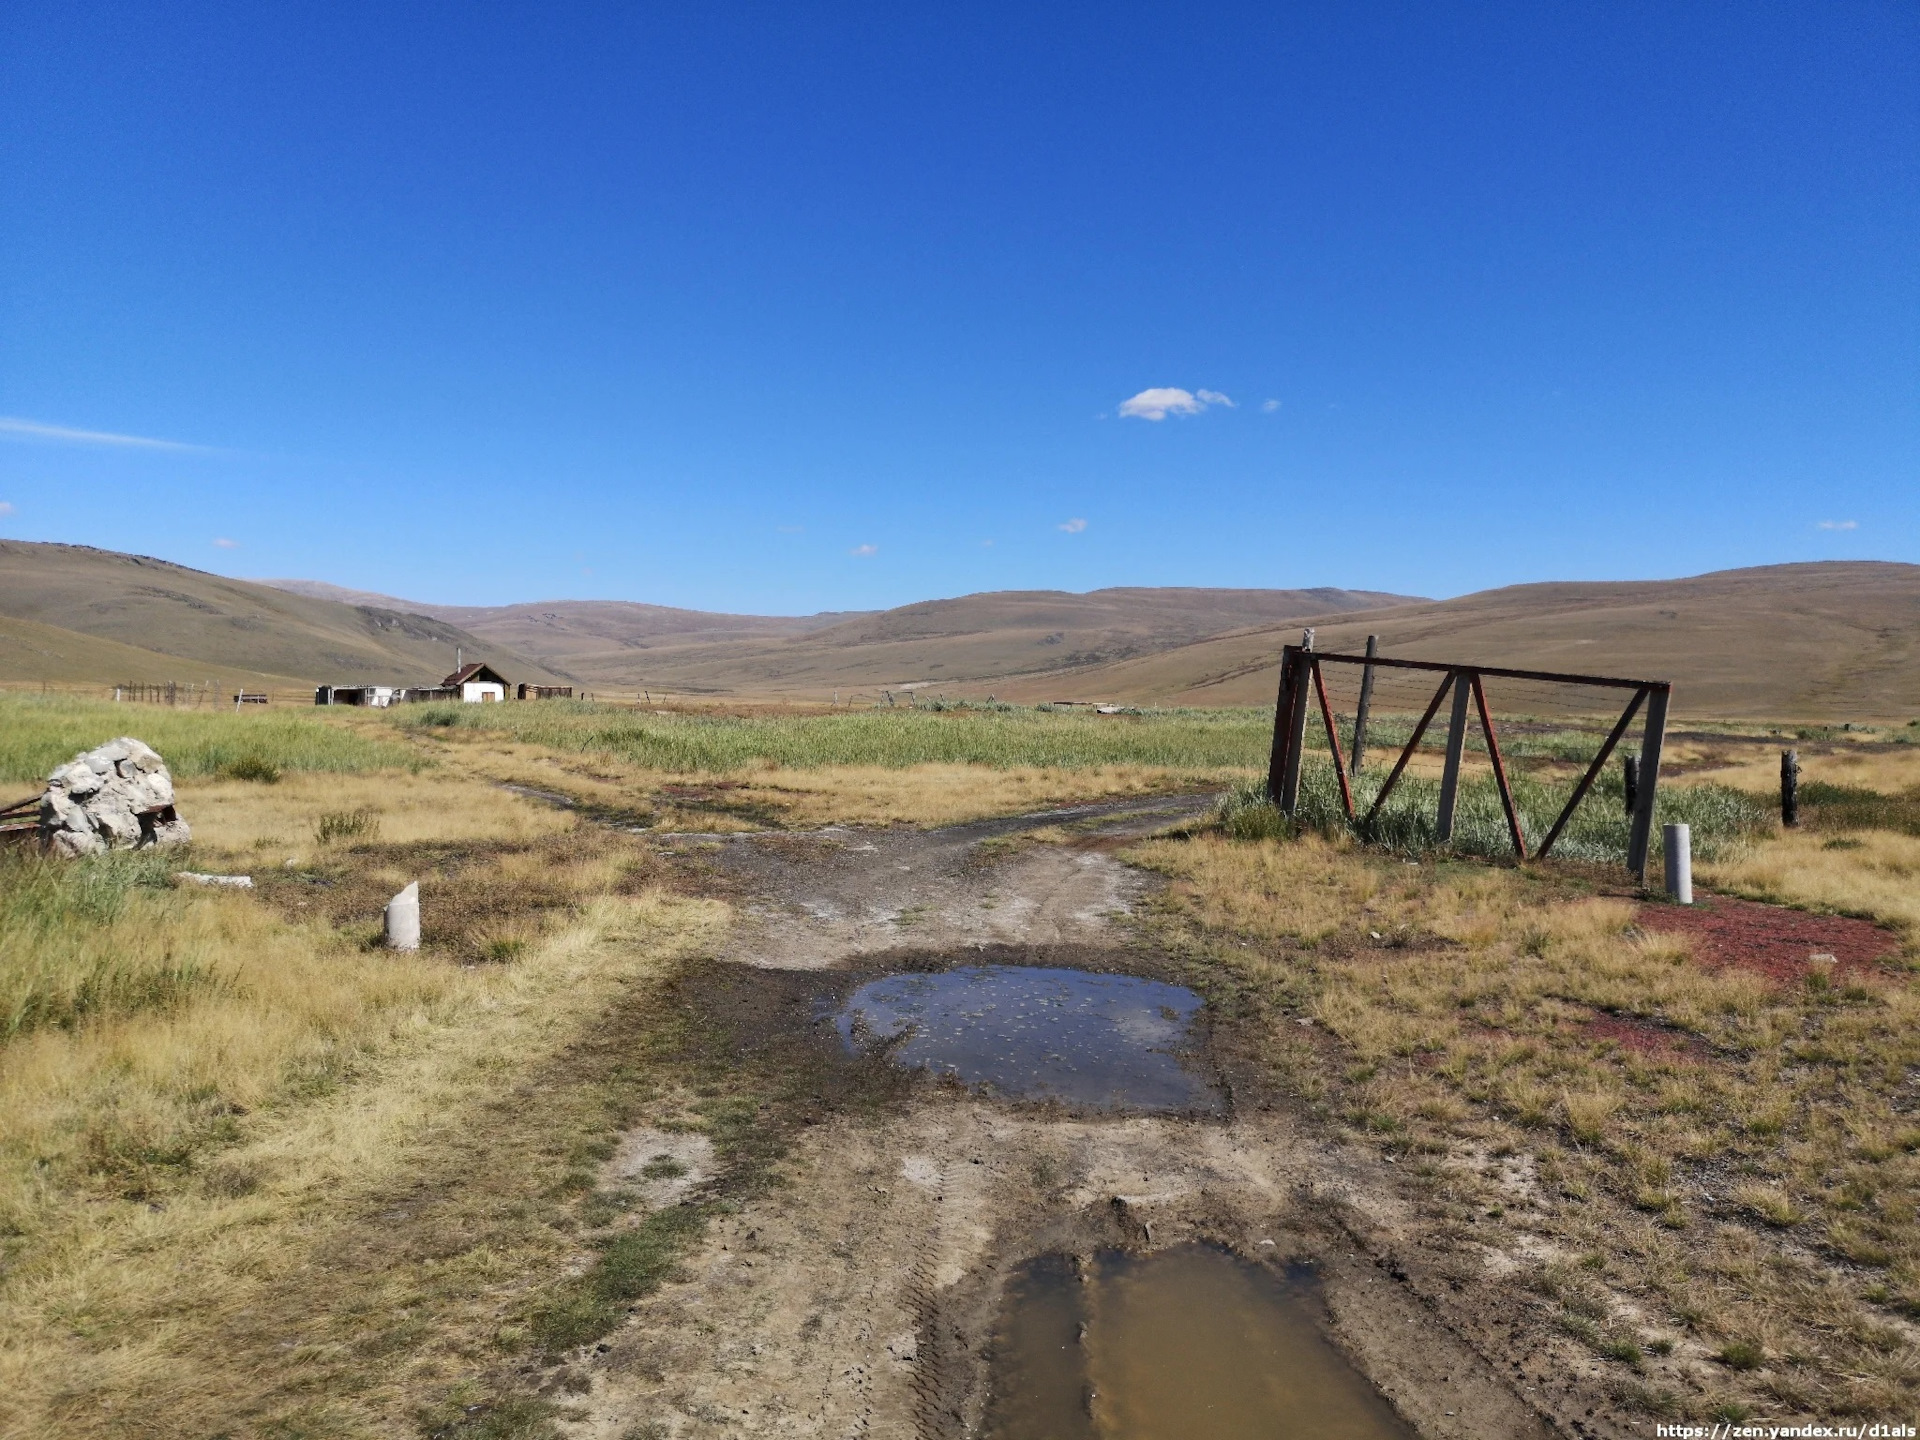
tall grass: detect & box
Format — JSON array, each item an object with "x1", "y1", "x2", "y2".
[
  {"x1": 0, "y1": 692, "x2": 416, "y2": 785},
  {"x1": 391, "y1": 699, "x2": 1272, "y2": 771},
  {"x1": 0, "y1": 850, "x2": 221, "y2": 1040},
  {"x1": 1218, "y1": 761, "x2": 1770, "y2": 864}
]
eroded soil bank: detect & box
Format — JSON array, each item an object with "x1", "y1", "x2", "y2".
[{"x1": 522, "y1": 797, "x2": 1601, "y2": 1440}]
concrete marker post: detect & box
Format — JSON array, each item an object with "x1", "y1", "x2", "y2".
[
  {"x1": 385, "y1": 881, "x2": 420, "y2": 951},
  {"x1": 1662, "y1": 823, "x2": 1692, "y2": 905}
]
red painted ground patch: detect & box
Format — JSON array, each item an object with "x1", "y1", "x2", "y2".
[{"x1": 1635, "y1": 893, "x2": 1899, "y2": 986}]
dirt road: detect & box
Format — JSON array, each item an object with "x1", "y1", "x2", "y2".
[{"x1": 552, "y1": 799, "x2": 1572, "y2": 1439}]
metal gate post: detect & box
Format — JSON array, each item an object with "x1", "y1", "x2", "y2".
[
  {"x1": 1266, "y1": 645, "x2": 1306, "y2": 808},
  {"x1": 1278, "y1": 647, "x2": 1313, "y2": 813},
  {"x1": 1351, "y1": 633, "x2": 1379, "y2": 772},
  {"x1": 1625, "y1": 684, "x2": 1671, "y2": 881},
  {"x1": 1434, "y1": 669, "x2": 1473, "y2": 843}
]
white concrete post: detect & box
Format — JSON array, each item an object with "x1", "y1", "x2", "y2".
[
  {"x1": 1662, "y1": 824, "x2": 1692, "y2": 905},
  {"x1": 385, "y1": 881, "x2": 421, "y2": 950}
]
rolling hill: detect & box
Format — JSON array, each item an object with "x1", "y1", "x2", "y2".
[
  {"x1": 259, "y1": 582, "x2": 1416, "y2": 694},
  {"x1": 0, "y1": 542, "x2": 565, "y2": 688},
  {"x1": 993, "y1": 562, "x2": 1920, "y2": 720},
  {"x1": 9, "y1": 543, "x2": 1917, "y2": 719}
]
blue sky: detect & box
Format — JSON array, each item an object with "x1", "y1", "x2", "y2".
[{"x1": 2, "y1": 1, "x2": 1914, "y2": 613}]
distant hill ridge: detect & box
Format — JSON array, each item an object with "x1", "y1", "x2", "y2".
[
  {"x1": 259, "y1": 578, "x2": 1420, "y2": 692},
  {"x1": 4, "y1": 542, "x2": 1916, "y2": 718}
]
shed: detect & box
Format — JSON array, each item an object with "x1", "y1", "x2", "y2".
[{"x1": 443, "y1": 663, "x2": 510, "y2": 703}]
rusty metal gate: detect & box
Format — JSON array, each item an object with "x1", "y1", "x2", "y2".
[{"x1": 1266, "y1": 640, "x2": 1673, "y2": 878}]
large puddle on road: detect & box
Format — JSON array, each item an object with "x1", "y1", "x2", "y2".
[
  {"x1": 833, "y1": 965, "x2": 1218, "y2": 1111},
  {"x1": 985, "y1": 1244, "x2": 1415, "y2": 1440}
]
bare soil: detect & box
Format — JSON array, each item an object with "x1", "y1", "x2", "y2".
[
  {"x1": 525, "y1": 798, "x2": 1617, "y2": 1439},
  {"x1": 1635, "y1": 891, "x2": 1902, "y2": 986}
]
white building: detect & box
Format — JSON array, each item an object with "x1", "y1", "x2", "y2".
[{"x1": 443, "y1": 663, "x2": 509, "y2": 702}]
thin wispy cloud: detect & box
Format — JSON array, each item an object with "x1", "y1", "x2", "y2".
[
  {"x1": 1116, "y1": 387, "x2": 1233, "y2": 421},
  {"x1": 213, "y1": 537, "x2": 239, "y2": 549},
  {"x1": 1261, "y1": 398, "x2": 1281, "y2": 413},
  {"x1": 1058, "y1": 518, "x2": 1087, "y2": 534},
  {"x1": 850, "y1": 543, "x2": 878, "y2": 556},
  {"x1": 1817, "y1": 519, "x2": 1858, "y2": 531},
  {"x1": 0, "y1": 502, "x2": 14, "y2": 517},
  {"x1": 0, "y1": 416, "x2": 208, "y2": 452}
]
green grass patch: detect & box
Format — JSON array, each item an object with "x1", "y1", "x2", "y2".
[
  {"x1": 391, "y1": 699, "x2": 1271, "y2": 771},
  {"x1": 528, "y1": 1204, "x2": 706, "y2": 1352},
  {"x1": 1216, "y1": 761, "x2": 1770, "y2": 865},
  {"x1": 0, "y1": 692, "x2": 417, "y2": 785}
]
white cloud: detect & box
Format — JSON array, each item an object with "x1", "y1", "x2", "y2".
[
  {"x1": 212, "y1": 537, "x2": 238, "y2": 549},
  {"x1": 1261, "y1": 399, "x2": 1281, "y2": 413},
  {"x1": 0, "y1": 501, "x2": 13, "y2": 517},
  {"x1": 850, "y1": 543, "x2": 878, "y2": 556},
  {"x1": 1817, "y1": 519, "x2": 1858, "y2": 531},
  {"x1": 1116, "y1": 387, "x2": 1233, "y2": 421},
  {"x1": 1058, "y1": 518, "x2": 1087, "y2": 534},
  {"x1": 0, "y1": 416, "x2": 206, "y2": 451}
]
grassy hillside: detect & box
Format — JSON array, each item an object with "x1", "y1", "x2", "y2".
[
  {"x1": 0, "y1": 542, "x2": 566, "y2": 688},
  {"x1": 0, "y1": 615, "x2": 307, "y2": 692},
  {"x1": 995, "y1": 562, "x2": 1920, "y2": 720}
]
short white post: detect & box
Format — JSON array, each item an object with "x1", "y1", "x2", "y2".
[
  {"x1": 1662, "y1": 824, "x2": 1692, "y2": 905},
  {"x1": 385, "y1": 881, "x2": 421, "y2": 950}
]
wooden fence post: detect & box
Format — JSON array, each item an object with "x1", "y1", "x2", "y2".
[
  {"x1": 1780, "y1": 749, "x2": 1799, "y2": 827},
  {"x1": 1625, "y1": 685, "x2": 1671, "y2": 881},
  {"x1": 1434, "y1": 669, "x2": 1473, "y2": 842},
  {"x1": 1351, "y1": 634, "x2": 1378, "y2": 772}
]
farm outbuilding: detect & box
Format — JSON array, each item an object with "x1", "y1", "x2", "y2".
[
  {"x1": 444, "y1": 663, "x2": 509, "y2": 703},
  {"x1": 517, "y1": 683, "x2": 573, "y2": 700}
]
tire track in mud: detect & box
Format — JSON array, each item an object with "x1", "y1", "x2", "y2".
[{"x1": 557, "y1": 794, "x2": 1566, "y2": 1440}]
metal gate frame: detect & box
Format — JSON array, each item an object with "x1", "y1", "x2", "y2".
[{"x1": 1265, "y1": 643, "x2": 1673, "y2": 878}]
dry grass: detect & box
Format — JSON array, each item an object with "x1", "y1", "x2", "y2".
[
  {"x1": 0, "y1": 720, "x2": 735, "y2": 1438},
  {"x1": 1134, "y1": 830, "x2": 1920, "y2": 1422},
  {"x1": 0, "y1": 870, "x2": 725, "y2": 1439},
  {"x1": 182, "y1": 768, "x2": 578, "y2": 859},
  {"x1": 1699, "y1": 828, "x2": 1920, "y2": 936},
  {"x1": 438, "y1": 737, "x2": 1238, "y2": 830},
  {"x1": 1672, "y1": 738, "x2": 1920, "y2": 798}
]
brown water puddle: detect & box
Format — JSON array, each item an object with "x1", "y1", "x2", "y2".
[
  {"x1": 833, "y1": 965, "x2": 1221, "y2": 1112},
  {"x1": 985, "y1": 1243, "x2": 1415, "y2": 1440}
]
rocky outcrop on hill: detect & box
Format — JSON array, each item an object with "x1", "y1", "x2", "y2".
[{"x1": 40, "y1": 737, "x2": 190, "y2": 858}]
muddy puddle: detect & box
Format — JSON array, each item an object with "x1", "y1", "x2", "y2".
[
  {"x1": 985, "y1": 1243, "x2": 1416, "y2": 1440},
  {"x1": 832, "y1": 965, "x2": 1219, "y2": 1111}
]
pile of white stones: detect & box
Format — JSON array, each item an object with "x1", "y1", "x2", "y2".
[{"x1": 40, "y1": 737, "x2": 191, "y2": 858}]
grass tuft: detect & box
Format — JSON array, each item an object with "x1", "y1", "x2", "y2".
[{"x1": 528, "y1": 1204, "x2": 706, "y2": 1352}]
